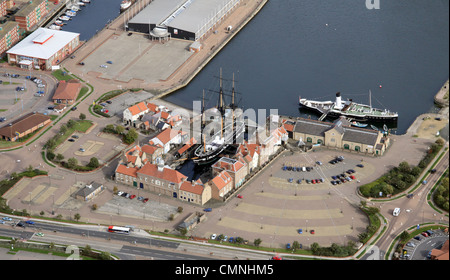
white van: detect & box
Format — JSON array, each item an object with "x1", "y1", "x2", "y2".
[
  {"x1": 393, "y1": 208, "x2": 401, "y2": 216},
  {"x1": 302, "y1": 167, "x2": 306, "y2": 172}
]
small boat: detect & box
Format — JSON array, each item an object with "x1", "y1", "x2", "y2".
[
  {"x1": 55, "y1": 20, "x2": 63, "y2": 24},
  {"x1": 49, "y1": 25, "x2": 62, "y2": 30},
  {"x1": 351, "y1": 121, "x2": 368, "y2": 128},
  {"x1": 59, "y1": 15, "x2": 71, "y2": 21},
  {"x1": 120, "y1": 0, "x2": 132, "y2": 11},
  {"x1": 77, "y1": 2, "x2": 86, "y2": 6},
  {"x1": 82, "y1": 0, "x2": 90, "y2": 3},
  {"x1": 54, "y1": 22, "x2": 64, "y2": 27},
  {"x1": 66, "y1": 11, "x2": 76, "y2": 17},
  {"x1": 370, "y1": 125, "x2": 379, "y2": 131}
]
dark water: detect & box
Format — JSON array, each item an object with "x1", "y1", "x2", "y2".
[
  {"x1": 162, "y1": 0, "x2": 449, "y2": 134},
  {"x1": 59, "y1": 0, "x2": 125, "y2": 41}
]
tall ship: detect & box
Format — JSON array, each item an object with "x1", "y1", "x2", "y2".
[
  {"x1": 298, "y1": 91, "x2": 398, "y2": 122},
  {"x1": 193, "y1": 71, "x2": 245, "y2": 165}
]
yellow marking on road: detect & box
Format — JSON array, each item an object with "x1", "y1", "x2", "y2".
[
  {"x1": 217, "y1": 216, "x2": 352, "y2": 237},
  {"x1": 234, "y1": 203, "x2": 344, "y2": 219},
  {"x1": 35, "y1": 187, "x2": 58, "y2": 204},
  {"x1": 2, "y1": 178, "x2": 31, "y2": 200},
  {"x1": 22, "y1": 185, "x2": 46, "y2": 202}
]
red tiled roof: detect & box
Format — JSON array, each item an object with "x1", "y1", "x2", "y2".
[
  {"x1": 153, "y1": 128, "x2": 186, "y2": 145},
  {"x1": 147, "y1": 103, "x2": 159, "y2": 113},
  {"x1": 141, "y1": 144, "x2": 160, "y2": 155},
  {"x1": 180, "y1": 181, "x2": 204, "y2": 195},
  {"x1": 210, "y1": 171, "x2": 232, "y2": 190},
  {"x1": 128, "y1": 101, "x2": 148, "y2": 116},
  {"x1": 137, "y1": 162, "x2": 187, "y2": 184},
  {"x1": 52, "y1": 79, "x2": 81, "y2": 101},
  {"x1": 116, "y1": 164, "x2": 138, "y2": 177}
]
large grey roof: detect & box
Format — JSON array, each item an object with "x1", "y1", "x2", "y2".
[
  {"x1": 293, "y1": 118, "x2": 379, "y2": 145},
  {"x1": 293, "y1": 118, "x2": 332, "y2": 137},
  {"x1": 129, "y1": 0, "x2": 239, "y2": 35},
  {"x1": 341, "y1": 128, "x2": 379, "y2": 146}
]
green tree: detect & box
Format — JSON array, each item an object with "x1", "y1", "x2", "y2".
[
  {"x1": 67, "y1": 119, "x2": 76, "y2": 129},
  {"x1": 59, "y1": 124, "x2": 68, "y2": 134},
  {"x1": 292, "y1": 241, "x2": 301, "y2": 251},
  {"x1": 88, "y1": 157, "x2": 100, "y2": 168},
  {"x1": 56, "y1": 153, "x2": 64, "y2": 162},
  {"x1": 253, "y1": 238, "x2": 262, "y2": 247},
  {"x1": 67, "y1": 157, "x2": 78, "y2": 169},
  {"x1": 116, "y1": 125, "x2": 125, "y2": 135},
  {"x1": 79, "y1": 113, "x2": 86, "y2": 120},
  {"x1": 123, "y1": 128, "x2": 138, "y2": 144},
  {"x1": 74, "y1": 213, "x2": 81, "y2": 222},
  {"x1": 310, "y1": 242, "x2": 320, "y2": 253}
]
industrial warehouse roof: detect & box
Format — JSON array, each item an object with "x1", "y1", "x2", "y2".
[
  {"x1": 6, "y1": 28, "x2": 79, "y2": 60},
  {"x1": 128, "y1": 0, "x2": 239, "y2": 34}
]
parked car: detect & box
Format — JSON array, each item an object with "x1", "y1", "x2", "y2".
[
  {"x1": 425, "y1": 230, "x2": 434, "y2": 236},
  {"x1": 203, "y1": 208, "x2": 212, "y2": 212},
  {"x1": 79, "y1": 148, "x2": 85, "y2": 152},
  {"x1": 2, "y1": 217, "x2": 12, "y2": 221},
  {"x1": 117, "y1": 191, "x2": 124, "y2": 196},
  {"x1": 211, "y1": 234, "x2": 217, "y2": 240},
  {"x1": 310, "y1": 229, "x2": 315, "y2": 234},
  {"x1": 68, "y1": 138, "x2": 75, "y2": 142},
  {"x1": 413, "y1": 235, "x2": 421, "y2": 241},
  {"x1": 236, "y1": 194, "x2": 243, "y2": 199},
  {"x1": 406, "y1": 242, "x2": 416, "y2": 248},
  {"x1": 25, "y1": 220, "x2": 35, "y2": 225},
  {"x1": 297, "y1": 229, "x2": 303, "y2": 234},
  {"x1": 71, "y1": 135, "x2": 79, "y2": 139},
  {"x1": 286, "y1": 243, "x2": 291, "y2": 249},
  {"x1": 0, "y1": 117, "x2": 5, "y2": 122},
  {"x1": 143, "y1": 198, "x2": 149, "y2": 203},
  {"x1": 71, "y1": 106, "x2": 77, "y2": 111},
  {"x1": 356, "y1": 164, "x2": 364, "y2": 168},
  {"x1": 228, "y1": 237, "x2": 234, "y2": 243},
  {"x1": 130, "y1": 195, "x2": 136, "y2": 199},
  {"x1": 421, "y1": 232, "x2": 429, "y2": 237}
]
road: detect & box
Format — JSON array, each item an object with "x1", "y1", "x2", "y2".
[
  {"x1": 0, "y1": 218, "x2": 278, "y2": 260},
  {"x1": 364, "y1": 148, "x2": 449, "y2": 259}
]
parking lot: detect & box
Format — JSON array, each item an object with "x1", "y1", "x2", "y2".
[
  {"x1": 401, "y1": 229, "x2": 449, "y2": 260},
  {"x1": 77, "y1": 32, "x2": 194, "y2": 84},
  {"x1": 0, "y1": 71, "x2": 57, "y2": 125},
  {"x1": 194, "y1": 150, "x2": 372, "y2": 248}
]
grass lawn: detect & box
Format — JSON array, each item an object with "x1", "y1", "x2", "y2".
[{"x1": 51, "y1": 69, "x2": 74, "y2": 81}]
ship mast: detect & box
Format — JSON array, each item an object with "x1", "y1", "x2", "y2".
[
  {"x1": 219, "y1": 68, "x2": 224, "y2": 139},
  {"x1": 202, "y1": 89, "x2": 206, "y2": 153},
  {"x1": 232, "y1": 73, "x2": 235, "y2": 144}
]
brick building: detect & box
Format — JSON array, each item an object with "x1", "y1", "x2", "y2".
[
  {"x1": 0, "y1": 21, "x2": 19, "y2": 56},
  {"x1": 14, "y1": 0, "x2": 49, "y2": 32}
]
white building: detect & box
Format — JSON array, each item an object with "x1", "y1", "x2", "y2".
[{"x1": 6, "y1": 27, "x2": 80, "y2": 70}]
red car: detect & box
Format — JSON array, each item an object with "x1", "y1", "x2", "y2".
[
  {"x1": 237, "y1": 194, "x2": 243, "y2": 199},
  {"x1": 421, "y1": 232, "x2": 429, "y2": 237},
  {"x1": 130, "y1": 195, "x2": 136, "y2": 199},
  {"x1": 312, "y1": 179, "x2": 316, "y2": 184},
  {"x1": 350, "y1": 175, "x2": 356, "y2": 180},
  {"x1": 143, "y1": 198, "x2": 149, "y2": 203},
  {"x1": 310, "y1": 230, "x2": 315, "y2": 234}
]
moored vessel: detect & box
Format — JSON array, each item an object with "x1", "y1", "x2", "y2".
[{"x1": 298, "y1": 91, "x2": 398, "y2": 122}]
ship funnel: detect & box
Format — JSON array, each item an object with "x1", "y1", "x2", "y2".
[{"x1": 335, "y1": 92, "x2": 342, "y2": 109}]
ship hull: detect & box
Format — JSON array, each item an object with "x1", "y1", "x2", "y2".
[{"x1": 193, "y1": 121, "x2": 245, "y2": 165}]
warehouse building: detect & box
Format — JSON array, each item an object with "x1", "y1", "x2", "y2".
[{"x1": 126, "y1": 0, "x2": 240, "y2": 41}]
